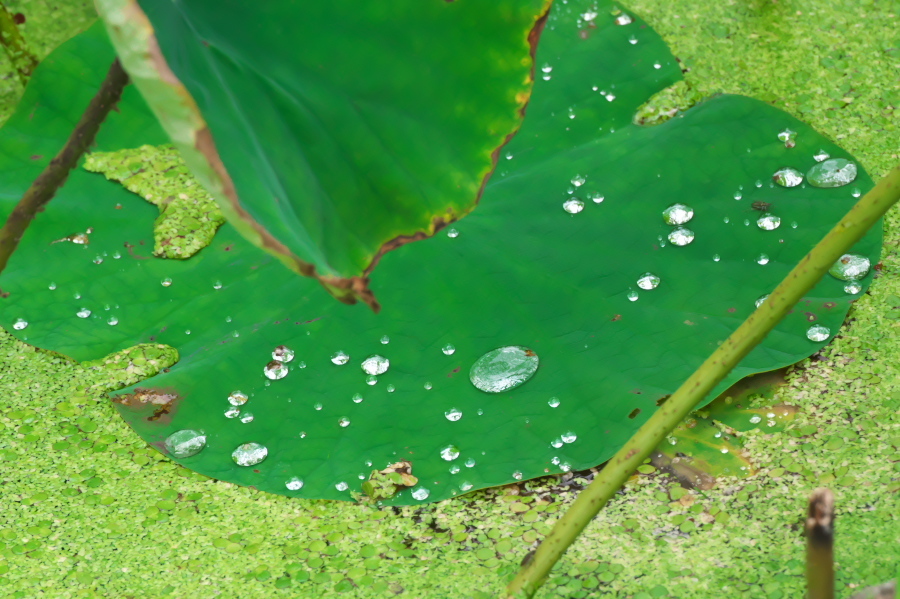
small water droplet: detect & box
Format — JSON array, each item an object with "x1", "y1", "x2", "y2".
[
  {"x1": 380, "y1": 335, "x2": 390, "y2": 344},
  {"x1": 756, "y1": 214, "x2": 781, "y2": 231},
  {"x1": 559, "y1": 462, "x2": 572, "y2": 472},
  {"x1": 298, "y1": 361, "x2": 307, "y2": 369},
  {"x1": 335, "y1": 481, "x2": 349, "y2": 492},
  {"x1": 424, "y1": 382, "x2": 433, "y2": 390},
  {"x1": 12, "y1": 319, "x2": 28, "y2": 330},
  {"x1": 755, "y1": 180, "x2": 763, "y2": 188},
  {"x1": 512, "y1": 471, "x2": 523, "y2": 480},
  {"x1": 636, "y1": 273, "x2": 660, "y2": 290},
  {"x1": 459, "y1": 481, "x2": 473, "y2": 491},
  {"x1": 447, "y1": 228, "x2": 459, "y2": 238},
  {"x1": 441, "y1": 445, "x2": 460, "y2": 461},
  {"x1": 653, "y1": 62, "x2": 661, "y2": 69},
  {"x1": 627, "y1": 290, "x2": 639, "y2": 302},
  {"x1": 813, "y1": 150, "x2": 830, "y2": 162},
  {"x1": 386, "y1": 384, "x2": 396, "y2": 393},
  {"x1": 225, "y1": 316, "x2": 232, "y2": 323},
  {"x1": 465, "y1": 458, "x2": 476, "y2": 468},
  {"x1": 777, "y1": 129, "x2": 796, "y2": 145},
  {"x1": 541, "y1": 63, "x2": 553, "y2": 73},
  {"x1": 411, "y1": 487, "x2": 430, "y2": 501},
  {"x1": 240, "y1": 412, "x2": 254, "y2": 424},
  {"x1": 213, "y1": 280, "x2": 222, "y2": 290},
  {"x1": 667, "y1": 227, "x2": 695, "y2": 246},
  {"x1": 366, "y1": 375, "x2": 377, "y2": 386},
  {"x1": 338, "y1": 417, "x2": 350, "y2": 428},
  {"x1": 548, "y1": 396, "x2": 560, "y2": 408},
  {"x1": 807, "y1": 325, "x2": 831, "y2": 342},
  {"x1": 615, "y1": 13, "x2": 633, "y2": 25},
  {"x1": 844, "y1": 282, "x2": 862, "y2": 295},
  {"x1": 757, "y1": 254, "x2": 770, "y2": 265},
  {"x1": 231, "y1": 442, "x2": 267, "y2": 466},
  {"x1": 743, "y1": 219, "x2": 751, "y2": 226},
  {"x1": 571, "y1": 174, "x2": 586, "y2": 188},
  {"x1": 476, "y1": 409, "x2": 483, "y2": 416},
  {"x1": 48, "y1": 282, "x2": 56, "y2": 290},
  {"x1": 352, "y1": 393, "x2": 364, "y2": 404},
  {"x1": 720, "y1": 448, "x2": 729, "y2": 454},
  {"x1": 662, "y1": 203, "x2": 694, "y2": 225},
  {"x1": 563, "y1": 198, "x2": 584, "y2": 214},
  {"x1": 264, "y1": 361, "x2": 288, "y2": 380},
  {"x1": 76, "y1": 308, "x2": 91, "y2": 319},
  {"x1": 829, "y1": 254, "x2": 870, "y2": 281},
  {"x1": 588, "y1": 192, "x2": 604, "y2": 204},
  {"x1": 791, "y1": 221, "x2": 799, "y2": 229},
  {"x1": 755, "y1": 294, "x2": 770, "y2": 308},
  {"x1": 806, "y1": 158, "x2": 857, "y2": 188},
  {"x1": 299, "y1": 431, "x2": 307, "y2": 439},
  {"x1": 272, "y1": 345, "x2": 294, "y2": 363},
  {"x1": 442, "y1": 344, "x2": 456, "y2": 356},
  {"x1": 733, "y1": 191, "x2": 742, "y2": 200},
  {"x1": 469, "y1": 346, "x2": 539, "y2": 393},
  {"x1": 361, "y1": 355, "x2": 390, "y2": 375},
  {"x1": 112, "y1": 251, "x2": 121, "y2": 259},
  {"x1": 165, "y1": 429, "x2": 207, "y2": 458},
  {"x1": 450, "y1": 464, "x2": 461, "y2": 474},
  {"x1": 285, "y1": 477, "x2": 304, "y2": 491},
  {"x1": 550, "y1": 437, "x2": 563, "y2": 448},
  {"x1": 228, "y1": 391, "x2": 248, "y2": 406},
  {"x1": 561, "y1": 432, "x2": 577, "y2": 444},
  {"x1": 723, "y1": 216, "x2": 730, "y2": 224},
  {"x1": 851, "y1": 187, "x2": 861, "y2": 198},
  {"x1": 749, "y1": 415, "x2": 762, "y2": 424},
  {"x1": 92, "y1": 255, "x2": 103, "y2": 264},
  {"x1": 445, "y1": 408, "x2": 463, "y2": 422},
  {"x1": 314, "y1": 402, "x2": 323, "y2": 411},
  {"x1": 605, "y1": 93, "x2": 616, "y2": 102},
  {"x1": 772, "y1": 167, "x2": 803, "y2": 187},
  {"x1": 713, "y1": 254, "x2": 721, "y2": 262},
  {"x1": 107, "y1": 316, "x2": 119, "y2": 326},
  {"x1": 331, "y1": 351, "x2": 350, "y2": 365},
  {"x1": 628, "y1": 35, "x2": 638, "y2": 44},
  {"x1": 161, "y1": 278, "x2": 172, "y2": 287},
  {"x1": 224, "y1": 406, "x2": 240, "y2": 418}
]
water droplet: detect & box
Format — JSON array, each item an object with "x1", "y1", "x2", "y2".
[
  {"x1": 806, "y1": 158, "x2": 858, "y2": 188},
  {"x1": 512, "y1": 471, "x2": 523, "y2": 481},
  {"x1": 653, "y1": 62, "x2": 661, "y2": 69},
  {"x1": 366, "y1": 375, "x2": 378, "y2": 386},
  {"x1": 424, "y1": 382, "x2": 433, "y2": 390},
  {"x1": 571, "y1": 175, "x2": 586, "y2": 188},
  {"x1": 662, "y1": 203, "x2": 694, "y2": 225},
  {"x1": 459, "y1": 481, "x2": 473, "y2": 492},
  {"x1": 161, "y1": 278, "x2": 172, "y2": 287},
  {"x1": 667, "y1": 227, "x2": 695, "y2": 246},
  {"x1": 559, "y1": 462, "x2": 572, "y2": 472},
  {"x1": 411, "y1": 487, "x2": 430, "y2": 501},
  {"x1": 386, "y1": 384, "x2": 396, "y2": 393},
  {"x1": 224, "y1": 406, "x2": 240, "y2": 418},
  {"x1": 743, "y1": 219, "x2": 751, "y2": 227},
  {"x1": 772, "y1": 167, "x2": 803, "y2": 187},
  {"x1": 813, "y1": 150, "x2": 831, "y2": 162},
  {"x1": 447, "y1": 228, "x2": 459, "y2": 238},
  {"x1": 264, "y1": 361, "x2": 288, "y2": 380},
  {"x1": 231, "y1": 442, "x2": 267, "y2": 466},
  {"x1": 361, "y1": 355, "x2": 390, "y2": 375},
  {"x1": 589, "y1": 192, "x2": 604, "y2": 204},
  {"x1": 92, "y1": 255, "x2": 103, "y2": 264},
  {"x1": 272, "y1": 345, "x2": 294, "y2": 363},
  {"x1": 450, "y1": 464, "x2": 461, "y2": 474},
  {"x1": 380, "y1": 335, "x2": 390, "y2": 344},
  {"x1": 563, "y1": 198, "x2": 584, "y2": 214},
  {"x1": 225, "y1": 316, "x2": 232, "y2": 323},
  {"x1": 713, "y1": 254, "x2": 721, "y2": 262},
  {"x1": 112, "y1": 251, "x2": 121, "y2": 259},
  {"x1": 314, "y1": 402, "x2": 323, "y2": 411},
  {"x1": 548, "y1": 397, "x2": 560, "y2": 408},
  {"x1": 76, "y1": 308, "x2": 91, "y2": 319},
  {"x1": 465, "y1": 458, "x2": 476, "y2": 468},
  {"x1": 445, "y1": 409, "x2": 463, "y2": 422},
  {"x1": 777, "y1": 129, "x2": 796, "y2": 145},
  {"x1": 441, "y1": 445, "x2": 460, "y2": 461},
  {"x1": 628, "y1": 35, "x2": 638, "y2": 44},
  {"x1": 12, "y1": 319, "x2": 28, "y2": 330},
  {"x1": 791, "y1": 221, "x2": 799, "y2": 229},
  {"x1": 755, "y1": 294, "x2": 770, "y2": 308},
  {"x1": 844, "y1": 282, "x2": 862, "y2": 295},
  {"x1": 829, "y1": 254, "x2": 870, "y2": 281},
  {"x1": 331, "y1": 351, "x2": 350, "y2": 365},
  {"x1": 807, "y1": 325, "x2": 831, "y2": 342},
  {"x1": 335, "y1": 481, "x2": 349, "y2": 492},
  {"x1": 561, "y1": 432, "x2": 577, "y2": 444},
  {"x1": 551, "y1": 456, "x2": 560, "y2": 465},
  {"x1": 299, "y1": 431, "x2": 307, "y2": 439},
  {"x1": 338, "y1": 417, "x2": 350, "y2": 428},
  {"x1": 636, "y1": 273, "x2": 660, "y2": 290},
  {"x1": 298, "y1": 361, "x2": 306, "y2": 369},
  {"x1": 627, "y1": 290, "x2": 639, "y2": 302},
  {"x1": 228, "y1": 391, "x2": 248, "y2": 406},
  {"x1": 285, "y1": 477, "x2": 304, "y2": 491},
  {"x1": 615, "y1": 13, "x2": 633, "y2": 25},
  {"x1": 240, "y1": 412, "x2": 254, "y2": 424},
  {"x1": 476, "y1": 409, "x2": 483, "y2": 416},
  {"x1": 749, "y1": 415, "x2": 762, "y2": 424},
  {"x1": 723, "y1": 216, "x2": 730, "y2": 224},
  {"x1": 165, "y1": 429, "x2": 206, "y2": 458},
  {"x1": 550, "y1": 438, "x2": 563, "y2": 448},
  {"x1": 442, "y1": 344, "x2": 456, "y2": 356},
  {"x1": 733, "y1": 191, "x2": 742, "y2": 200},
  {"x1": 756, "y1": 214, "x2": 781, "y2": 230},
  {"x1": 851, "y1": 187, "x2": 861, "y2": 198},
  {"x1": 605, "y1": 93, "x2": 616, "y2": 102},
  {"x1": 48, "y1": 282, "x2": 56, "y2": 290},
  {"x1": 541, "y1": 63, "x2": 553, "y2": 74},
  {"x1": 213, "y1": 281, "x2": 222, "y2": 290},
  {"x1": 107, "y1": 316, "x2": 119, "y2": 326},
  {"x1": 757, "y1": 254, "x2": 770, "y2": 265},
  {"x1": 469, "y1": 346, "x2": 539, "y2": 393},
  {"x1": 352, "y1": 393, "x2": 364, "y2": 404}
]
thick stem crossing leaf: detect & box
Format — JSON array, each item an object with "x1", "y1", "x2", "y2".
[
  {"x1": 96, "y1": 0, "x2": 552, "y2": 308},
  {"x1": 0, "y1": 4, "x2": 880, "y2": 505}
]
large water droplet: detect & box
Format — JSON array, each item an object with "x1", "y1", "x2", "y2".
[
  {"x1": 662, "y1": 203, "x2": 694, "y2": 225},
  {"x1": 228, "y1": 391, "x2": 249, "y2": 406},
  {"x1": 756, "y1": 214, "x2": 781, "y2": 230},
  {"x1": 331, "y1": 351, "x2": 350, "y2": 365},
  {"x1": 361, "y1": 355, "x2": 390, "y2": 375},
  {"x1": 165, "y1": 429, "x2": 207, "y2": 458},
  {"x1": 636, "y1": 273, "x2": 660, "y2": 290},
  {"x1": 264, "y1": 361, "x2": 288, "y2": 380},
  {"x1": 12, "y1": 319, "x2": 28, "y2": 330},
  {"x1": 829, "y1": 254, "x2": 870, "y2": 281},
  {"x1": 76, "y1": 308, "x2": 91, "y2": 319},
  {"x1": 469, "y1": 346, "x2": 539, "y2": 393},
  {"x1": 411, "y1": 487, "x2": 430, "y2": 501},
  {"x1": 231, "y1": 442, "x2": 267, "y2": 466},
  {"x1": 272, "y1": 345, "x2": 294, "y2": 363},
  {"x1": 445, "y1": 408, "x2": 462, "y2": 422},
  {"x1": 772, "y1": 168, "x2": 803, "y2": 187},
  {"x1": 563, "y1": 198, "x2": 584, "y2": 214},
  {"x1": 285, "y1": 477, "x2": 304, "y2": 491},
  {"x1": 442, "y1": 344, "x2": 456, "y2": 356},
  {"x1": 440, "y1": 445, "x2": 460, "y2": 461},
  {"x1": 807, "y1": 325, "x2": 831, "y2": 342},
  {"x1": 806, "y1": 158, "x2": 857, "y2": 188},
  {"x1": 667, "y1": 227, "x2": 695, "y2": 246}
]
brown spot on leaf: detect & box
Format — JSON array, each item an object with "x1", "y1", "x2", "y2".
[
  {"x1": 13, "y1": 12, "x2": 25, "y2": 24},
  {"x1": 611, "y1": 314, "x2": 622, "y2": 321},
  {"x1": 113, "y1": 386, "x2": 182, "y2": 424},
  {"x1": 628, "y1": 408, "x2": 641, "y2": 419}
]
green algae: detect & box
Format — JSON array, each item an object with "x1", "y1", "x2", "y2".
[{"x1": 0, "y1": 0, "x2": 898, "y2": 597}]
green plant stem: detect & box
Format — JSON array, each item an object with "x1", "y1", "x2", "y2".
[
  {"x1": 806, "y1": 488, "x2": 835, "y2": 599},
  {"x1": 0, "y1": 2, "x2": 38, "y2": 84},
  {"x1": 505, "y1": 163, "x2": 900, "y2": 599},
  {"x1": 0, "y1": 58, "x2": 128, "y2": 296}
]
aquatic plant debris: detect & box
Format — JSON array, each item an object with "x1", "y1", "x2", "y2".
[{"x1": 0, "y1": 2, "x2": 881, "y2": 504}]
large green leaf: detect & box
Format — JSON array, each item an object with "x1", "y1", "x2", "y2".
[
  {"x1": 0, "y1": 3, "x2": 880, "y2": 505},
  {"x1": 96, "y1": 0, "x2": 551, "y2": 308}
]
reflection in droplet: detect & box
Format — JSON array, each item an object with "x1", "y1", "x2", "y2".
[
  {"x1": 12, "y1": 319, "x2": 27, "y2": 330},
  {"x1": 563, "y1": 198, "x2": 584, "y2": 214},
  {"x1": 772, "y1": 168, "x2": 803, "y2": 187},
  {"x1": 757, "y1": 254, "x2": 770, "y2": 265},
  {"x1": 627, "y1": 290, "x2": 639, "y2": 302},
  {"x1": 76, "y1": 308, "x2": 91, "y2": 319},
  {"x1": 756, "y1": 214, "x2": 781, "y2": 230},
  {"x1": 442, "y1": 344, "x2": 456, "y2": 356},
  {"x1": 667, "y1": 227, "x2": 695, "y2": 246},
  {"x1": 361, "y1": 355, "x2": 390, "y2": 375},
  {"x1": 161, "y1": 278, "x2": 172, "y2": 287},
  {"x1": 469, "y1": 346, "x2": 539, "y2": 393},
  {"x1": 285, "y1": 477, "x2": 304, "y2": 491},
  {"x1": 806, "y1": 158, "x2": 857, "y2": 188},
  {"x1": 228, "y1": 391, "x2": 249, "y2": 406},
  {"x1": 92, "y1": 255, "x2": 103, "y2": 265},
  {"x1": 445, "y1": 408, "x2": 462, "y2": 421},
  {"x1": 411, "y1": 487, "x2": 430, "y2": 501},
  {"x1": 331, "y1": 351, "x2": 350, "y2": 365},
  {"x1": 561, "y1": 432, "x2": 577, "y2": 444},
  {"x1": 264, "y1": 361, "x2": 288, "y2": 380},
  {"x1": 755, "y1": 294, "x2": 769, "y2": 308},
  {"x1": 441, "y1": 445, "x2": 460, "y2": 461},
  {"x1": 231, "y1": 442, "x2": 267, "y2": 466},
  {"x1": 165, "y1": 429, "x2": 207, "y2": 458},
  {"x1": 662, "y1": 203, "x2": 693, "y2": 225},
  {"x1": 335, "y1": 481, "x2": 349, "y2": 492},
  {"x1": 807, "y1": 325, "x2": 831, "y2": 342},
  {"x1": 548, "y1": 397, "x2": 560, "y2": 408},
  {"x1": 829, "y1": 254, "x2": 870, "y2": 281},
  {"x1": 272, "y1": 346, "x2": 294, "y2": 363},
  {"x1": 338, "y1": 417, "x2": 350, "y2": 428},
  {"x1": 636, "y1": 273, "x2": 660, "y2": 290}
]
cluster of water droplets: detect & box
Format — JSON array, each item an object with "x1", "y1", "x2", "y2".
[{"x1": 264, "y1": 344, "x2": 294, "y2": 381}]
